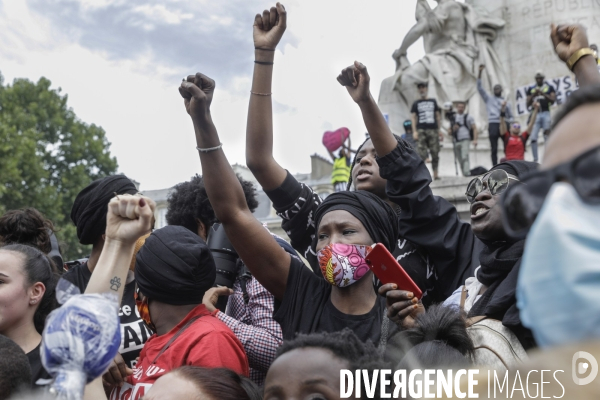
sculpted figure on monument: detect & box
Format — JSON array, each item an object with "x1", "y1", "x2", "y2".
[{"x1": 379, "y1": 0, "x2": 507, "y2": 134}]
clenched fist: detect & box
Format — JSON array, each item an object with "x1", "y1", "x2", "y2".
[
  {"x1": 253, "y1": 3, "x2": 287, "y2": 51},
  {"x1": 337, "y1": 61, "x2": 372, "y2": 104},
  {"x1": 551, "y1": 23, "x2": 590, "y2": 63},
  {"x1": 106, "y1": 195, "x2": 155, "y2": 245},
  {"x1": 179, "y1": 73, "x2": 216, "y2": 124}
]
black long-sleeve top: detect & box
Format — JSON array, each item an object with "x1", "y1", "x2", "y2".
[{"x1": 377, "y1": 140, "x2": 482, "y2": 300}]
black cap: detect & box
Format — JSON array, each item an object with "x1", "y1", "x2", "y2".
[
  {"x1": 135, "y1": 225, "x2": 217, "y2": 305},
  {"x1": 71, "y1": 175, "x2": 138, "y2": 245}
]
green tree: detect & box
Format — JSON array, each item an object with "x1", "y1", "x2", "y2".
[{"x1": 0, "y1": 72, "x2": 119, "y2": 260}]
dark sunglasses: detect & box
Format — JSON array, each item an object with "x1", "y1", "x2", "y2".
[
  {"x1": 502, "y1": 144, "x2": 600, "y2": 239},
  {"x1": 465, "y1": 169, "x2": 520, "y2": 204}
]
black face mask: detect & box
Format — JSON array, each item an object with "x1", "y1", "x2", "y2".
[{"x1": 502, "y1": 144, "x2": 600, "y2": 239}]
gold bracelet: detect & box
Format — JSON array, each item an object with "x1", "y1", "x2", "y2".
[
  {"x1": 566, "y1": 48, "x2": 596, "y2": 71},
  {"x1": 250, "y1": 91, "x2": 272, "y2": 96}
]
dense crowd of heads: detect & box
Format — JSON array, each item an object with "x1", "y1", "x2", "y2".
[{"x1": 0, "y1": 3, "x2": 599, "y2": 400}]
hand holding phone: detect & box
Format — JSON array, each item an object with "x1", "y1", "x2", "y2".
[{"x1": 365, "y1": 243, "x2": 422, "y2": 299}]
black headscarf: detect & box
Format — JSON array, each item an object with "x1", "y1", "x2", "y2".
[
  {"x1": 70, "y1": 175, "x2": 138, "y2": 245},
  {"x1": 489, "y1": 160, "x2": 538, "y2": 179},
  {"x1": 135, "y1": 225, "x2": 216, "y2": 305},
  {"x1": 312, "y1": 190, "x2": 399, "y2": 253},
  {"x1": 469, "y1": 160, "x2": 538, "y2": 349}
]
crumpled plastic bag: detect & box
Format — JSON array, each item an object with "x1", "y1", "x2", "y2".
[{"x1": 41, "y1": 279, "x2": 121, "y2": 400}]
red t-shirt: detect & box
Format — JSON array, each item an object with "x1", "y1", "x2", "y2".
[
  {"x1": 110, "y1": 305, "x2": 249, "y2": 400},
  {"x1": 502, "y1": 131, "x2": 529, "y2": 161}
]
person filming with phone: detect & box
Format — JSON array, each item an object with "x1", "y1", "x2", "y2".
[
  {"x1": 336, "y1": 62, "x2": 539, "y2": 353},
  {"x1": 177, "y1": 4, "x2": 406, "y2": 349}
]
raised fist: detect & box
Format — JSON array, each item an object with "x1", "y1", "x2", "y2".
[
  {"x1": 551, "y1": 23, "x2": 590, "y2": 63},
  {"x1": 337, "y1": 61, "x2": 371, "y2": 104},
  {"x1": 179, "y1": 73, "x2": 216, "y2": 122},
  {"x1": 253, "y1": 3, "x2": 287, "y2": 51},
  {"x1": 106, "y1": 195, "x2": 155, "y2": 245}
]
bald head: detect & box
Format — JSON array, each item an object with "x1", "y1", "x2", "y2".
[{"x1": 543, "y1": 85, "x2": 600, "y2": 169}]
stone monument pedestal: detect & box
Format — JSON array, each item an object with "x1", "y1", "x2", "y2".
[{"x1": 381, "y1": 0, "x2": 598, "y2": 178}]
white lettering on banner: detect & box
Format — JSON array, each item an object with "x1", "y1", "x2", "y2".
[
  {"x1": 110, "y1": 382, "x2": 152, "y2": 400},
  {"x1": 514, "y1": 76, "x2": 578, "y2": 116},
  {"x1": 119, "y1": 320, "x2": 153, "y2": 356}
]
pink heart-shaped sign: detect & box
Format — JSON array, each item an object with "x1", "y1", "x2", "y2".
[{"x1": 322, "y1": 127, "x2": 350, "y2": 152}]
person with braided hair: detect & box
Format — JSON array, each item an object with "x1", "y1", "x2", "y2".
[{"x1": 244, "y1": 1, "x2": 439, "y2": 306}]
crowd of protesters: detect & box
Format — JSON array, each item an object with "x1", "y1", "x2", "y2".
[{"x1": 0, "y1": 3, "x2": 599, "y2": 399}]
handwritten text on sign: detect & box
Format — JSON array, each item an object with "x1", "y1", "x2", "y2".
[{"x1": 514, "y1": 75, "x2": 578, "y2": 116}]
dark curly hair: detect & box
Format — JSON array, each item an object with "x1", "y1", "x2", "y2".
[
  {"x1": 274, "y1": 328, "x2": 387, "y2": 399},
  {"x1": 166, "y1": 174, "x2": 259, "y2": 234},
  {"x1": 392, "y1": 304, "x2": 474, "y2": 370},
  {"x1": 346, "y1": 134, "x2": 406, "y2": 191},
  {"x1": 0, "y1": 334, "x2": 32, "y2": 400},
  {"x1": 173, "y1": 367, "x2": 262, "y2": 400},
  {"x1": 0, "y1": 244, "x2": 60, "y2": 334},
  {"x1": 0, "y1": 208, "x2": 56, "y2": 254}
]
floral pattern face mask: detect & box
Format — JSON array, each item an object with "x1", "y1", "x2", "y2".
[{"x1": 317, "y1": 243, "x2": 372, "y2": 287}]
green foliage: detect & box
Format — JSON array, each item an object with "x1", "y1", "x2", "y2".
[{"x1": 0, "y1": 72, "x2": 118, "y2": 260}]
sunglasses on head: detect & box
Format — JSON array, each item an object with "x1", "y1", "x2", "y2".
[
  {"x1": 465, "y1": 169, "x2": 520, "y2": 204},
  {"x1": 502, "y1": 144, "x2": 600, "y2": 239}
]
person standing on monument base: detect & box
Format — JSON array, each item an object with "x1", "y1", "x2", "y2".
[
  {"x1": 401, "y1": 119, "x2": 416, "y2": 148},
  {"x1": 526, "y1": 71, "x2": 556, "y2": 163},
  {"x1": 327, "y1": 136, "x2": 354, "y2": 193},
  {"x1": 500, "y1": 101, "x2": 539, "y2": 162},
  {"x1": 452, "y1": 101, "x2": 478, "y2": 177},
  {"x1": 477, "y1": 64, "x2": 513, "y2": 166},
  {"x1": 411, "y1": 82, "x2": 443, "y2": 180}
]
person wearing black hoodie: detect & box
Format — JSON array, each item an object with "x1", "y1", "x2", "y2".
[{"x1": 337, "y1": 62, "x2": 538, "y2": 350}]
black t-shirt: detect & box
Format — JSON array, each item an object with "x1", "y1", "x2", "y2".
[
  {"x1": 62, "y1": 263, "x2": 151, "y2": 369},
  {"x1": 274, "y1": 257, "x2": 393, "y2": 344},
  {"x1": 411, "y1": 99, "x2": 440, "y2": 129},
  {"x1": 527, "y1": 83, "x2": 555, "y2": 112},
  {"x1": 27, "y1": 343, "x2": 52, "y2": 388},
  {"x1": 265, "y1": 172, "x2": 439, "y2": 305},
  {"x1": 62, "y1": 262, "x2": 92, "y2": 293}
]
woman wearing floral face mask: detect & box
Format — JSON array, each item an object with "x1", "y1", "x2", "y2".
[{"x1": 178, "y1": 66, "x2": 401, "y2": 346}]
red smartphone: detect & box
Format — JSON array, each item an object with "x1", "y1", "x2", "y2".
[{"x1": 365, "y1": 243, "x2": 423, "y2": 299}]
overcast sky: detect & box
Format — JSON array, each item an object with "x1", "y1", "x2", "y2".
[{"x1": 0, "y1": 0, "x2": 449, "y2": 190}]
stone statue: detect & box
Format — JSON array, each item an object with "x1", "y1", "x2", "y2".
[{"x1": 378, "y1": 0, "x2": 507, "y2": 134}]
